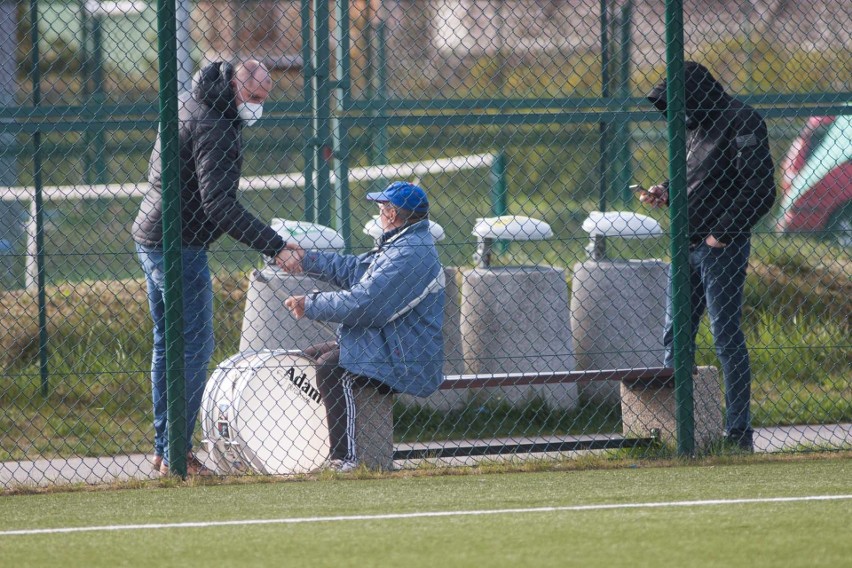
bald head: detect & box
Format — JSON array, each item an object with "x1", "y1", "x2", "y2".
[{"x1": 232, "y1": 59, "x2": 273, "y2": 106}]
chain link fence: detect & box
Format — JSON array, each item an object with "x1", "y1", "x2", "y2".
[{"x1": 1, "y1": 0, "x2": 849, "y2": 487}]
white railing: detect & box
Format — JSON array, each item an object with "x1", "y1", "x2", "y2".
[{"x1": 1, "y1": 153, "x2": 497, "y2": 289}]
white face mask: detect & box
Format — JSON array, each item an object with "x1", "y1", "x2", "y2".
[{"x1": 237, "y1": 102, "x2": 263, "y2": 126}]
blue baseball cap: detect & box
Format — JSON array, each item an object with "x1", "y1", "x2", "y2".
[{"x1": 366, "y1": 181, "x2": 429, "y2": 214}]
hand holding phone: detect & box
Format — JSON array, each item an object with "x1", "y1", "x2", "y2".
[
  {"x1": 634, "y1": 184, "x2": 668, "y2": 207},
  {"x1": 631, "y1": 184, "x2": 650, "y2": 201}
]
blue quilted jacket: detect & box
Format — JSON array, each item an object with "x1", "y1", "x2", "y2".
[{"x1": 302, "y1": 220, "x2": 445, "y2": 396}]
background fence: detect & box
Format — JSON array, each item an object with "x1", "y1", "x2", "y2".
[{"x1": 1, "y1": 0, "x2": 850, "y2": 486}]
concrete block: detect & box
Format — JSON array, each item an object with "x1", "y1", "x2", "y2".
[
  {"x1": 620, "y1": 366, "x2": 723, "y2": 452},
  {"x1": 353, "y1": 383, "x2": 394, "y2": 470},
  {"x1": 459, "y1": 266, "x2": 578, "y2": 410},
  {"x1": 571, "y1": 259, "x2": 668, "y2": 403},
  {"x1": 441, "y1": 266, "x2": 465, "y2": 376}
]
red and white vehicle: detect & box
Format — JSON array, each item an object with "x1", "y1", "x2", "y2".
[{"x1": 776, "y1": 114, "x2": 852, "y2": 247}]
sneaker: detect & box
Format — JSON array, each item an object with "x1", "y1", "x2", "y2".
[
  {"x1": 151, "y1": 454, "x2": 163, "y2": 473},
  {"x1": 159, "y1": 453, "x2": 215, "y2": 477},
  {"x1": 325, "y1": 458, "x2": 358, "y2": 473}
]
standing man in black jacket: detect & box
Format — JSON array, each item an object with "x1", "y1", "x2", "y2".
[
  {"x1": 639, "y1": 61, "x2": 776, "y2": 452},
  {"x1": 132, "y1": 60, "x2": 292, "y2": 475}
]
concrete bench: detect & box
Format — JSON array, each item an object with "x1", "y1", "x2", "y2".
[{"x1": 353, "y1": 366, "x2": 723, "y2": 470}]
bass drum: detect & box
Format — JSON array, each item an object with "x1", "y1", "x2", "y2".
[{"x1": 201, "y1": 350, "x2": 330, "y2": 475}]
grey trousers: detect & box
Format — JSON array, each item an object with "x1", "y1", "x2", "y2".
[{"x1": 303, "y1": 342, "x2": 393, "y2": 461}]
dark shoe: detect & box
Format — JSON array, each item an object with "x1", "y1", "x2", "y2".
[
  {"x1": 724, "y1": 431, "x2": 754, "y2": 453},
  {"x1": 159, "y1": 453, "x2": 215, "y2": 477}
]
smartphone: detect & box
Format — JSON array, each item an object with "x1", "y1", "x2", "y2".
[
  {"x1": 632, "y1": 184, "x2": 657, "y2": 204},
  {"x1": 630, "y1": 184, "x2": 647, "y2": 199}
]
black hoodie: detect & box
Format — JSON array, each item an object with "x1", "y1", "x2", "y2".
[
  {"x1": 647, "y1": 62, "x2": 776, "y2": 244},
  {"x1": 132, "y1": 62, "x2": 285, "y2": 256}
]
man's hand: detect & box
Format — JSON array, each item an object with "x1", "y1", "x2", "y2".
[
  {"x1": 275, "y1": 243, "x2": 305, "y2": 273},
  {"x1": 705, "y1": 235, "x2": 727, "y2": 248},
  {"x1": 638, "y1": 184, "x2": 668, "y2": 208},
  {"x1": 284, "y1": 295, "x2": 306, "y2": 319}
]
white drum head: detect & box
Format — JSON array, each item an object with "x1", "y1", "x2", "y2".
[{"x1": 203, "y1": 351, "x2": 330, "y2": 475}]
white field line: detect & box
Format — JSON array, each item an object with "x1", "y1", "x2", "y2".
[{"x1": 2, "y1": 494, "x2": 850, "y2": 537}]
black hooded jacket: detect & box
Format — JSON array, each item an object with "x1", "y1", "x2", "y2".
[
  {"x1": 132, "y1": 62, "x2": 285, "y2": 256},
  {"x1": 647, "y1": 62, "x2": 776, "y2": 244}
]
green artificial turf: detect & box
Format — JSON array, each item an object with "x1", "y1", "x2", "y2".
[{"x1": 0, "y1": 459, "x2": 849, "y2": 567}]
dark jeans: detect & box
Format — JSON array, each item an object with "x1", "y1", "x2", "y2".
[
  {"x1": 663, "y1": 235, "x2": 753, "y2": 441},
  {"x1": 136, "y1": 243, "x2": 215, "y2": 463},
  {"x1": 303, "y1": 342, "x2": 392, "y2": 462}
]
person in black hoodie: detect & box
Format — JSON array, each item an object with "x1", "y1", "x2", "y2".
[
  {"x1": 132, "y1": 60, "x2": 294, "y2": 475},
  {"x1": 639, "y1": 61, "x2": 776, "y2": 452}
]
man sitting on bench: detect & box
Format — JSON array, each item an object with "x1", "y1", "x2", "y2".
[{"x1": 277, "y1": 181, "x2": 445, "y2": 472}]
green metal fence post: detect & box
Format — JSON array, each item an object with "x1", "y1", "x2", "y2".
[
  {"x1": 90, "y1": 13, "x2": 107, "y2": 184},
  {"x1": 374, "y1": 19, "x2": 388, "y2": 168},
  {"x1": 332, "y1": 0, "x2": 351, "y2": 252},
  {"x1": 615, "y1": 0, "x2": 634, "y2": 205},
  {"x1": 80, "y1": 0, "x2": 91, "y2": 182},
  {"x1": 0, "y1": 0, "x2": 21, "y2": 291},
  {"x1": 29, "y1": 0, "x2": 49, "y2": 397},
  {"x1": 490, "y1": 151, "x2": 508, "y2": 254},
  {"x1": 302, "y1": 0, "x2": 315, "y2": 222},
  {"x1": 490, "y1": 151, "x2": 507, "y2": 217},
  {"x1": 598, "y1": 0, "x2": 609, "y2": 215},
  {"x1": 157, "y1": 0, "x2": 187, "y2": 478},
  {"x1": 368, "y1": 17, "x2": 389, "y2": 198},
  {"x1": 311, "y1": 0, "x2": 332, "y2": 227},
  {"x1": 597, "y1": 0, "x2": 610, "y2": 260},
  {"x1": 665, "y1": 0, "x2": 695, "y2": 456},
  {"x1": 80, "y1": 5, "x2": 107, "y2": 186}
]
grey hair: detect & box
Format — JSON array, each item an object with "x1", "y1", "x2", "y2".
[{"x1": 394, "y1": 206, "x2": 428, "y2": 224}]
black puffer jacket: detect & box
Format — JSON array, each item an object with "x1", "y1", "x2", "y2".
[
  {"x1": 647, "y1": 61, "x2": 776, "y2": 244},
  {"x1": 132, "y1": 62, "x2": 285, "y2": 256}
]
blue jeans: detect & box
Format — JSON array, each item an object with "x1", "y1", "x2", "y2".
[
  {"x1": 136, "y1": 243, "x2": 215, "y2": 463},
  {"x1": 663, "y1": 235, "x2": 752, "y2": 438}
]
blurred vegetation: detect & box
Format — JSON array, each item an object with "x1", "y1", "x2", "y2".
[
  {"x1": 442, "y1": 42, "x2": 849, "y2": 100},
  {"x1": 695, "y1": 37, "x2": 850, "y2": 95},
  {"x1": 9, "y1": 3, "x2": 851, "y2": 104}
]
